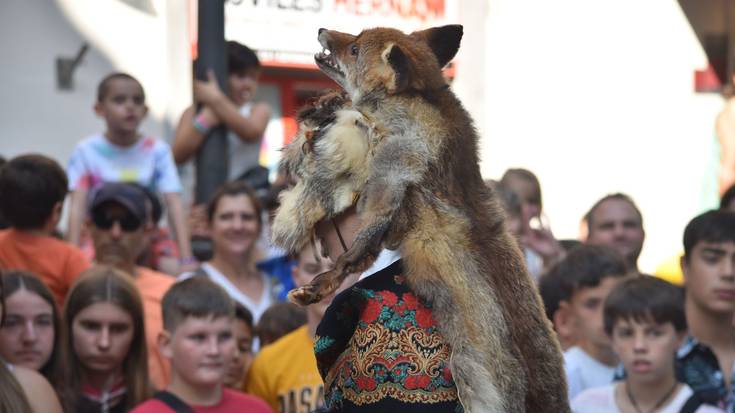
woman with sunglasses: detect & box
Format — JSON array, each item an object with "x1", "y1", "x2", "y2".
[{"x1": 0, "y1": 272, "x2": 63, "y2": 413}]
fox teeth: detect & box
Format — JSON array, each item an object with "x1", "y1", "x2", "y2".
[{"x1": 323, "y1": 48, "x2": 331, "y2": 56}]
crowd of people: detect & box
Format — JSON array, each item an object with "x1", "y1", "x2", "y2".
[{"x1": 2, "y1": 39, "x2": 735, "y2": 413}]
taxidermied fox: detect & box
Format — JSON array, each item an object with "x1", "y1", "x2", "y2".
[{"x1": 273, "y1": 25, "x2": 569, "y2": 413}]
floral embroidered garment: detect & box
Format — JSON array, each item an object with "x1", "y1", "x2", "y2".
[{"x1": 314, "y1": 260, "x2": 464, "y2": 412}]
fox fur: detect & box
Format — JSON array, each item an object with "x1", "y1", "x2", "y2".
[{"x1": 272, "y1": 26, "x2": 569, "y2": 413}]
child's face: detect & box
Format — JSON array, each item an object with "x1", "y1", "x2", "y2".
[
  {"x1": 0, "y1": 289, "x2": 55, "y2": 371},
  {"x1": 72, "y1": 302, "x2": 134, "y2": 378},
  {"x1": 165, "y1": 315, "x2": 235, "y2": 388},
  {"x1": 683, "y1": 241, "x2": 735, "y2": 316},
  {"x1": 611, "y1": 318, "x2": 684, "y2": 384},
  {"x1": 95, "y1": 77, "x2": 147, "y2": 140},
  {"x1": 566, "y1": 277, "x2": 622, "y2": 352},
  {"x1": 224, "y1": 319, "x2": 253, "y2": 389},
  {"x1": 228, "y1": 69, "x2": 259, "y2": 107}
]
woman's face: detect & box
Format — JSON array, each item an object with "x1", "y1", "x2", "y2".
[
  {"x1": 72, "y1": 302, "x2": 134, "y2": 379},
  {"x1": 0, "y1": 289, "x2": 55, "y2": 371},
  {"x1": 210, "y1": 194, "x2": 261, "y2": 258}
]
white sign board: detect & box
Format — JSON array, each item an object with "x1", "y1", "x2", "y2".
[{"x1": 225, "y1": 0, "x2": 460, "y2": 65}]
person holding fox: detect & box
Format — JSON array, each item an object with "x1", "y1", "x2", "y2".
[{"x1": 272, "y1": 24, "x2": 568, "y2": 413}]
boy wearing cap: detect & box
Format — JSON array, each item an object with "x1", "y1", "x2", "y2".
[
  {"x1": 88, "y1": 181, "x2": 176, "y2": 389},
  {"x1": 0, "y1": 154, "x2": 90, "y2": 308}
]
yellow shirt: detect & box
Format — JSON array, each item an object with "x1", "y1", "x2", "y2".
[
  {"x1": 654, "y1": 252, "x2": 685, "y2": 286},
  {"x1": 245, "y1": 325, "x2": 324, "y2": 413}
]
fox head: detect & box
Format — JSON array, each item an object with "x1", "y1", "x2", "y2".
[
  {"x1": 315, "y1": 25, "x2": 463, "y2": 101},
  {"x1": 273, "y1": 90, "x2": 381, "y2": 253}
]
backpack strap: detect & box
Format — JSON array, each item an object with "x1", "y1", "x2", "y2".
[
  {"x1": 153, "y1": 391, "x2": 196, "y2": 413},
  {"x1": 679, "y1": 392, "x2": 704, "y2": 413}
]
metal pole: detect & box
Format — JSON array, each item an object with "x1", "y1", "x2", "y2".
[{"x1": 195, "y1": 0, "x2": 228, "y2": 204}]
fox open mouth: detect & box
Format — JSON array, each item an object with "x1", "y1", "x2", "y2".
[{"x1": 315, "y1": 48, "x2": 344, "y2": 80}]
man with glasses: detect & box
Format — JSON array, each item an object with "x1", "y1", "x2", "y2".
[{"x1": 88, "y1": 182, "x2": 175, "y2": 389}]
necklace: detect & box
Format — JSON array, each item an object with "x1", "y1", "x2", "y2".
[{"x1": 625, "y1": 381, "x2": 678, "y2": 413}]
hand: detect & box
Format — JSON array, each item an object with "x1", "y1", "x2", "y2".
[
  {"x1": 521, "y1": 227, "x2": 565, "y2": 267},
  {"x1": 194, "y1": 70, "x2": 226, "y2": 106}
]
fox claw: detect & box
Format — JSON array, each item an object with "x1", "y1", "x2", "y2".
[{"x1": 288, "y1": 286, "x2": 322, "y2": 306}]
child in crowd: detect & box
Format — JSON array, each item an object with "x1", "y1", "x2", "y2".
[
  {"x1": 132, "y1": 277, "x2": 271, "y2": 412},
  {"x1": 0, "y1": 271, "x2": 61, "y2": 385},
  {"x1": 255, "y1": 302, "x2": 306, "y2": 348},
  {"x1": 677, "y1": 210, "x2": 735, "y2": 408},
  {"x1": 572, "y1": 276, "x2": 723, "y2": 413},
  {"x1": 172, "y1": 41, "x2": 271, "y2": 184},
  {"x1": 0, "y1": 271, "x2": 63, "y2": 413},
  {"x1": 66, "y1": 72, "x2": 193, "y2": 269},
  {"x1": 224, "y1": 304, "x2": 254, "y2": 390},
  {"x1": 174, "y1": 41, "x2": 272, "y2": 255},
  {"x1": 245, "y1": 242, "x2": 354, "y2": 413},
  {"x1": 552, "y1": 245, "x2": 630, "y2": 400},
  {"x1": 539, "y1": 268, "x2": 576, "y2": 351},
  {"x1": 60, "y1": 266, "x2": 151, "y2": 413},
  {"x1": 500, "y1": 168, "x2": 565, "y2": 275},
  {"x1": 0, "y1": 154, "x2": 90, "y2": 308}
]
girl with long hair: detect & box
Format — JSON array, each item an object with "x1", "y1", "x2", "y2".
[
  {"x1": 0, "y1": 270, "x2": 62, "y2": 384},
  {"x1": 60, "y1": 266, "x2": 151, "y2": 412},
  {"x1": 0, "y1": 271, "x2": 63, "y2": 413}
]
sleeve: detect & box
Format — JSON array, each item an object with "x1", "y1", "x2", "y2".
[
  {"x1": 67, "y1": 142, "x2": 92, "y2": 190},
  {"x1": 153, "y1": 141, "x2": 182, "y2": 193}
]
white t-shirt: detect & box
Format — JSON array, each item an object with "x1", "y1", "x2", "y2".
[
  {"x1": 565, "y1": 346, "x2": 617, "y2": 401},
  {"x1": 571, "y1": 383, "x2": 724, "y2": 413},
  {"x1": 179, "y1": 262, "x2": 274, "y2": 323},
  {"x1": 67, "y1": 134, "x2": 182, "y2": 193}
]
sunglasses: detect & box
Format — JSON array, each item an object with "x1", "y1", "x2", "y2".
[{"x1": 92, "y1": 210, "x2": 142, "y2": 232}]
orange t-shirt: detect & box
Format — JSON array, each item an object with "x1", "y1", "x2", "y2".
[
  {"x1": 0, "y1": 228, "x2": 90, "y2": 308},
  {"x1": 135, "y1": 266, "x2": 175, "y2": 390}
]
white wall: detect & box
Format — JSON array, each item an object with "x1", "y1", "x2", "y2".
[
  {"x1": 453, "y1": 0, "x2": 724, "y2": 272},
  {"x1": 0, "y1": 0, "x2": 190, "y2": 165}
]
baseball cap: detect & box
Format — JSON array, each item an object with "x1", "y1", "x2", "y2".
[{"x1": 89, "y1": 182, "x2": 149, "y2": 223}]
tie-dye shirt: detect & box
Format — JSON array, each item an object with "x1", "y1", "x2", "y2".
[{"x1": 67, "y1": 134, "x2": 182, "y2": 194}]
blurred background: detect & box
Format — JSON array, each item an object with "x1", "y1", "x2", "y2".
[{"x1": 0, "y1": 0, "x2": 731, "y2": 274}]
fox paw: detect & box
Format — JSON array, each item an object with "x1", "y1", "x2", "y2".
[{"x1": 287, "y1": 285, "x2": 323, "y2": 306}]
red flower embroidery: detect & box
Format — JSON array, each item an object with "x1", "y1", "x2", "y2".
[
  {"x1": 362, "y1": 299, "x2": 382, "y2": 323},
  {"x1": 442, "y1": 366, "x2": 453, "y2": 382},
  {"x1": 356, "y1": 376, "x2": 377, "y2": 391},
  {"x1": 405, "y1": 374, "x2": 431, "y2": 390},
  {"x1": 415, "y1": 306, "x2": 435, "y2": 329},
  {"x1": 403, "y1": 293, "x2": 419, "y2": 310},
  {"x1": 381, "y1": 291, "x2": 398, "y2": 307}
]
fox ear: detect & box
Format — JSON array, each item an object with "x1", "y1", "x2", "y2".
[
  {"x1": 410, "y1": 24, "x2": 463, "y2": 68},
  {"x1": 384, "y1": 43, "x2": 412, "y2": 93}
]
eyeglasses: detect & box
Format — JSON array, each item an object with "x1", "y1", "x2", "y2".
[{"x1": 92, "y1": 210, "x2": 142, "y2": 232}]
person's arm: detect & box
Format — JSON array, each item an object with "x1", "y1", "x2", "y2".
[
  {"x1": 163, "y1": 192, "x2": 194, "y2": 269},
  {"x1": 195, "y1": 71, "x2": 272, "y2": 142},
  {"x1": 171, "y1": 105, "x2": 220, "y2": 164},
  {"x1": 66, "y1": 189, "x2": 88, "y2": 246},
  {"x1": 13, "y1": 366, "x2": 64, "y2": 413}
]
